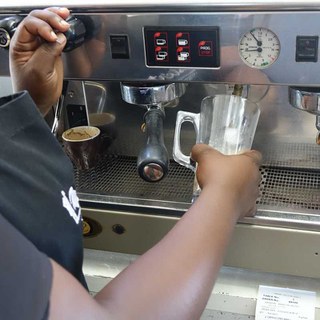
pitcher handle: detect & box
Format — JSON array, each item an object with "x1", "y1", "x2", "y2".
[{"x1": 173, "y1": 110, "x2": 200, "y2": 172}]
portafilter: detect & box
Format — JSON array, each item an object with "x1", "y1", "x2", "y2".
[{"x1": 120, "y1": 82, "x2": 186, "y2": 182}]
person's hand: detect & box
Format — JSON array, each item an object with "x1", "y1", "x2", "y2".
[
  {"x1": 9, "y1": 7, "x2": 70, "y2": 115},
  {"x1": 191, "y1": 144, "x2": 262, "y2": 219}
]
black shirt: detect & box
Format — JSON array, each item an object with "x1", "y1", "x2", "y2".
[
  {"x1": 0, "y1": 213, "x2": 52, "y2": 320},
  {"x1": 0, "y1": 91, "x2": 87, "y2": 288}
]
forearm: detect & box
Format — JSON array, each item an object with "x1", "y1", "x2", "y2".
[{"x1": 95, "y1": 186, "x2": 239, "y2": 319}]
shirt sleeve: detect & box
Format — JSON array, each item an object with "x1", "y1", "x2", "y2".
[{"x1": 0, "y1": 213, "x2": 53, "y2": 320}]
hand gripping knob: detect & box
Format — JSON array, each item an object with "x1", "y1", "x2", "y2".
[{"x1": 0, "y1": 14, "x2": 86, "y2": 52}]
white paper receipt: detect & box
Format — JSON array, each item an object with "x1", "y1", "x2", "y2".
[{"x1": 255, "y1": 285, "x2": 316, "y2": 320}]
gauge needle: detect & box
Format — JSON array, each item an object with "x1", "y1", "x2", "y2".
[
  {"x1": 250, "y1": 32, "x2": 262, "y2": 46},
  {"x1": 245, "y1": 47, "x2": 263, "y2": 52}
]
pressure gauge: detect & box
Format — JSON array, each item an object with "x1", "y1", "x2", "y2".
[{"x1": 238, "y1": 27, "x2": 280, "y2": 69}]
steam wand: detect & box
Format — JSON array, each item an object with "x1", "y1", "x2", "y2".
[
  {"x1": 316, "y1": 116, "x2": 320, "y2": 145},
  {"x1": 232, "y1": 84, "x2": 244, "y2": 96}
]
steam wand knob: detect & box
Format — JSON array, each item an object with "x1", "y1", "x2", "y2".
[
  {"x1": 63, "y1": 15, "x2": 86, "y2": 52},
  {"x1": 0, "y1": 16, "x2": 23, "y2": 48}
]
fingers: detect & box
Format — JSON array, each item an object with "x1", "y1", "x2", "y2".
[
  {"x1": 32, "y1": 32, "x2": 66, "y2": 60},
  {"x1": 45, "y1": 7, "x2": 70, "y2": 20},
  {"x1": 241, "y1": 149, "x2": 262, "y2": 166},
  {"x1": 191, "y1": 143, "x2": 262, "y2": 167},
  {"x1": 14, "y1": 7, "x2": 70, "y2": 44},
  {"x1": 25, "y1": 30, "x2": 66, "y2": 81},
  {"x1": 191, "y1": 143, "x2": 222, "y2": 163},
  {"x1": 29, "y1": 7, "x2": 70, "y2": 35}
]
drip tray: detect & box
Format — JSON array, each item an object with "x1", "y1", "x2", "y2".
[
  {"x1": 259, "y1": 167, "x2": 320, "y2": 212},
  {"x1": 75, "y1": 155, "x2": 320, "y2": 228},
  {"x1": 75, "y1": 155, "x2": 194, "y2": 204}
]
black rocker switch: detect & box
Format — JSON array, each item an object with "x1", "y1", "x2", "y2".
[{"x1": 110, "y1": 35, "x2": 130, "y2": 59}]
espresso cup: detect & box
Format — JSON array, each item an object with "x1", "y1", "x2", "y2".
[{"x1": 62, "y1": 126, "x2": 101, "y2": 170}]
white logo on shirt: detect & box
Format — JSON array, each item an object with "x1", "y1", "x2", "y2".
[{"x1": 61, "y1": 187, "x2": 82, "y2": 224}]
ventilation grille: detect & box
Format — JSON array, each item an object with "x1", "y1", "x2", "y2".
[
  {"x1": 75, "y1": 155, "x2": 320, "y2": 214},
  {"x1": 75, "y1": 155, "x2": 194, "y2": 203},
  {"x1": 259, "y1": 167, "x2": 320, "y2": 212}
]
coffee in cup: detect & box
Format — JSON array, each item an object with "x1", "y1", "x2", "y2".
[{"x1": 62, "y1": 126, "x2": 101, "y2": 170}]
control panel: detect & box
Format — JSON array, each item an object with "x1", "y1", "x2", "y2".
[
  {"x1": 3, "y1": 11, "x2": 320, "y2": 84},
  {"x1": 144, "y1": 27, "x2": 220, "y2": 68}
]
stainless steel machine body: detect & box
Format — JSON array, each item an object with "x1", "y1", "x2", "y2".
[{"x1": 1, "y1": 1, "x2": 320, "y2": 282}]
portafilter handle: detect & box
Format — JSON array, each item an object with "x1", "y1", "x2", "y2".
[
  {"x1": 120, "y1": 82, "x2": 187, "y2": 182},
  {"x1": 138, "y1": 107, "x2": 169, "y2": 182}
]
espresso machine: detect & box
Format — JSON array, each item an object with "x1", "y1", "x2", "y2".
[{"x1": 1, "y1": 1, "x2": 320, "y2": 317}]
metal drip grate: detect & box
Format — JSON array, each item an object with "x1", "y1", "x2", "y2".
[
  {"x1": 75, "y1": 155, "x2": 320, "y2": 215},
  {"x1": 258, "y1": 167, "x2": 320, "y2": 213},
  {"x1": 255, "y1": 142, "x2": 320, "y2": 170},
  {"x1": 74, "y1": 155, "x2": 194, "y2": 202}
]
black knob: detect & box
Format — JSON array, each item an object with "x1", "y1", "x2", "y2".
[
  {"x1": 0, "y1": 16, "x2": 22, "y2": 48},
  {"x1": 137, "y1": 108, "x2": 169, "y2": 182},
  {"x1": 63, "y1": 15, "x2": 86, "y2": 52},
  {"x1": 0, "y1": 14, "x2": 87, "y2": 52}
]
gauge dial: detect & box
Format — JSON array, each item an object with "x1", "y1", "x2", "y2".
[{"x1": 239, "y1": 27, "x2": 280, "y2": 69}]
